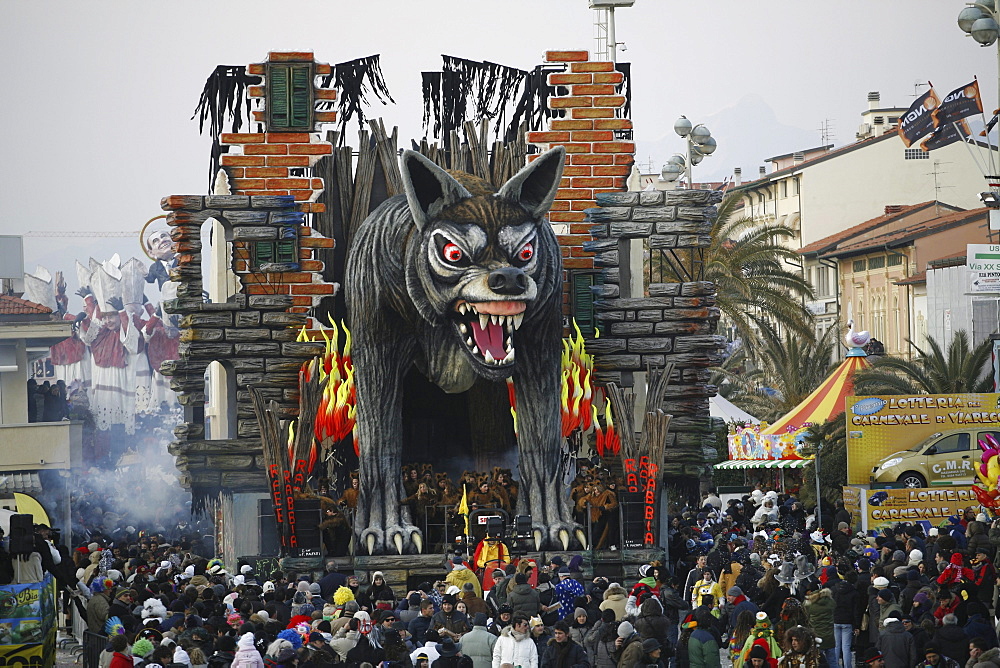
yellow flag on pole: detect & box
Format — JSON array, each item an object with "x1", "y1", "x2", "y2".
[{"x1": 457, "y1": 484, "x2": 470, "y2": 536}]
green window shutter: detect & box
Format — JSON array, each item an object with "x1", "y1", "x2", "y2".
[
  {"x1": 268, "y1": 63, "x2": 313, "y2": 131},
  {"x1": 276, "y1": 238, "x2": 297, "y2": 263},
  {"x1": 290, "y1": 65, "x2": 312, "y2": 128},
  {"x1": 269, "y1": 67, "x2": 289, "y2": 129},
  {"x1": 255, "y1": 241, "x2": 275, "y2": 267},
  {"x1": 571, "y1": 272, "x2": 601, "y2": 337}
]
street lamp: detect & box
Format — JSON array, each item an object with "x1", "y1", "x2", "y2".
[
  {"x1": 659, "y1": 154, "x2": 685, "y2": 183},
  {"x1": 957, "y1": 1, "x2": 1000, "y2": 213},
  {"x1": 671, "y1": 116, "x2": 718, "y2": 188}
]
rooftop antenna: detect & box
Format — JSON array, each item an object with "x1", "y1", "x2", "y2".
[
  {"x1": 591, "y1": 0, "x2": 635, "y2": 62},
  {"x1": 818, "y1": 119, "x2": 836, "y2": 145},
  {"x1": 913, "y1": 80, "x2": 930, "y2": 97},
  {"x1": 928, "y1": 160, "x2": 954, "y2": 205}
]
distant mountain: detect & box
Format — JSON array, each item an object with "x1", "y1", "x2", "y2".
[{"x1": 634, "y1": 94, "x2": 824, "y2": 183}]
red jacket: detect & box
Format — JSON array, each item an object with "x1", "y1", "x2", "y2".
[{"x1": 109, "y1": 651, "x2": 131, "y2": 668}]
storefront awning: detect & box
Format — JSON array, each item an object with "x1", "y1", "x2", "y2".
[
  {"x1": 714, "y1": 459, "x2": 807, "y2": 470},
  {"x1": 760, "y1": 353, "x2": 869, "y2": 435}
]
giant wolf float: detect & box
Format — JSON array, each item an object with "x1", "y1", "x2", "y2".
[{"x1": 346, "y1": 147, "x2": 585, "y2": 554}]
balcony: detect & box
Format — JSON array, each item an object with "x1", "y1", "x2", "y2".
[{"x1": 0, "y1": 421, "x2": 83, "y2": 471}]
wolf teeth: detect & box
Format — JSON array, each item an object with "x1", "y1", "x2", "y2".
[
  {"x1": 469, "y1": 304, "x2": 478, "y2": 314},
  {"x1": 471, "y1": 345, "x2": 478, "y2": 354},
  {"x1": 479, "y1": 313, "x2": 489, "y2": 329},
  {"x1": 458, "y1": 303, "x2": 468, "y2": 315},
  {"x1": 460, "y1": 323, "x2": 468, "y2": 334},
  {"x1": 491, "y1": 314, "x2": 499, "y2": 326},
  {"x1": 484, "y1": 350, "x2": 495, "y2": 364},
  {"x1": 512, "y1": 314, "x2": 523, "y2": 330},
  {"x1": 502, "y1": 349, "x2": 515, "y2": 364},
  {"x1": 466, "y1": 337, "x2": 474, "y2": 347}
]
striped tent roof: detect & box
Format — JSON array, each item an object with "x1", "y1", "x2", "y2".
[{"x1": 759, "y1": 353, "x2": 870, "y2": 435}]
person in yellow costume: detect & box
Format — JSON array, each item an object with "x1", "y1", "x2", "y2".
[
  {"x1": 690, "y1": 568, "x2": 724, "y2": 610},
  {"x1": 473, "y1": 535, "x2": 510, "y2": 572}
]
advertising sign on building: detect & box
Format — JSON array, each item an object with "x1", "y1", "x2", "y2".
[
  {"x1": 846, "y1": 393, "x2": 1000, "y2": 485},
  {"x1": 967, "y1": 244, "x2": 1000, "y2": 293},
  {"x1": 865, "y1": 487, "x2": 979, "y2": 532}
]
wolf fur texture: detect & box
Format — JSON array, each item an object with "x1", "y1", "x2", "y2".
[{"x1": 345, "y1": 147, "x2": 582, "y2": 554}]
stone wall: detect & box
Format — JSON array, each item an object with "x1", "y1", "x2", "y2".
[
  {"x1": 583, "y1": 189, "x2": 727, "y2": 479},
  {"x1": 159, "y1": 194, "x2": 328, "y2": 494}
]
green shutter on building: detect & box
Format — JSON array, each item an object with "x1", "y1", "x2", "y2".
[
  {"x1": 571, "y1": 272, "x2": 602, "y2": 337},
  {"x1": 276, "y1": 239, "x2": 297, "y2": 263},
  {"x1": 267, "y1": 63, "x2": 313, "y2": 131},
  {"x1": 255, "y1": 241, "x2": 275, "y2": 268}
]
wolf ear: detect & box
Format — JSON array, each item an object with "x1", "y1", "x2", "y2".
[
  {"x1": 399, "y1": 150, "x2": 472, "y2": 231},
  {"x1": 496, "y1": 146, "x2": 566, "y2": 221}
]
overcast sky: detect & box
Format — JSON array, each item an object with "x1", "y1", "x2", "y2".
[{"x1": 0, "y1": 0, "x2": 992, "y2": 272}]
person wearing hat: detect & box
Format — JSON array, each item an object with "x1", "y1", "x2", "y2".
[
  {"x1": 689, "y1": 569, "x2": 723, "y2": 611},
  {"x1": 302, "y1": 631, "x2": 337, "y2": 667},
  {"x1": 448, "y1": 556, "x2": 482, "y2": 598},
  {"x1": 876, "y1": 615, "x2": 915, "y2": 668},
  {"x1": 539, "y1": 620, "x2": 588, "y2": 668},
  {"x1": 970, "y1": 548, "x2": 996, "y2": 608},
  {"x1": 234, "y1": 632, "x2": 264, "y2": 668},
  {"x1": 106, "y1": 588, "x2": 139, "y2": 634},
  {"x1": 583, "y1": 609, "x2": 618, "y2": 668},
  {"x1": 688, "y1": 608, "x2": 721, "y2": 668},
  {"x1": 509, "y1": 572, "x2": 541, "y2": 618},
  {"x1": 553, "y1": 567, "x2": 584, "y2": 621},
  {"x1": 861, "y1": 647, "x2": 885, "y2": 668},
  {"x1": 918, "y1": 644, "x2": 961, "y2": 668},
  {"x1": 433, "y1": 594, "x2": 470, "y2": 642},
  {"x1": 529, "y1": 617, "x2": 553, "y2": 656},
  {"x1": 488, "y1": 604, "x2": 513, "y2": 637},
  {"x1": 827, "y1": 564, "x2": 860, "y2": 668},
  {"x1": 614, "y1": 620, "x2": 644, "y2": 668},
  {"x1": 492, "y1": 614, "x2": 537, "y2": 668},
  {"x1": 726, "y1": 586, "x2": 758, "y2": 636},
  {"x1": 460, "y1": 613, "x2": 496, "y2": 668},
  {"x1": 777, "y1": 625, "x2": 820, "y2": 668}
]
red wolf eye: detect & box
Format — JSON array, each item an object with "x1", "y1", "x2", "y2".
[
  {"x1": 442, "y1": 243, "x2": 463, "y2": 263},
  {"x1": 517, "y1": 243, "x2": 533, "y2": 262}
]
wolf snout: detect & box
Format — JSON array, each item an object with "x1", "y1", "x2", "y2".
[{"x1": 487, "y1": 267, "x2": 528, "y2": 295}]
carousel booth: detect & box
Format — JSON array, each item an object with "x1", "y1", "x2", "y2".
[{"x1": 715, "y1": 349, "x2": 870, "y2": 492}]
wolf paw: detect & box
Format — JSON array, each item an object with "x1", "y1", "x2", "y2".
[
  {"x1": 386, "y1": 524, "x2": 423, "y2": 554},
  {"x1": 359, "y1": 525, "x2": 423, "y2": 554},
  {"x1": 530, "y1": 521, "x2": 586, "y2": 551}
]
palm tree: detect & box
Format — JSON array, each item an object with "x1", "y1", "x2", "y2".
[
  {"x1": 712, "y1": 325, "x2": 838, "y2": 422},
  {"x1": 853, "y1": 330, "x2": 993, "y2": 395},
  {"x1": 648, "y1": 194, "x2": 816, "y2": 350}
]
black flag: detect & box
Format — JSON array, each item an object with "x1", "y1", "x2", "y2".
[
  {"x1": 933, "y1": 79, "x2": 983, "y2": 128},
  {"x1": 898, "y1": 87, "x2": 940, "y2": 147},
  {"x1": 920, "y1": 118, "x2": 970, "y2": 152}
]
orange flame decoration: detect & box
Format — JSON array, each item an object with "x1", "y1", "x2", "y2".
[
  {"x1": 507, "y1": 321, "x2": 618, "y2": 452},
  {"x1": 296, "y1": 320, "x2": 359, "y2": 457},
  {"x1": 561, "y1": 321, "x2": 594, "y2": 437}
]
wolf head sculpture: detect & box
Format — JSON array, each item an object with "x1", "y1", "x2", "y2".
[{"x1": 398, "y1": 148, "x2": 565, "y2": 382}]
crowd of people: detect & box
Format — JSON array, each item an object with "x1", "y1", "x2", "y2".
[{"x1": 42, "y1": 484, "x2": 1000, "y2": 668}]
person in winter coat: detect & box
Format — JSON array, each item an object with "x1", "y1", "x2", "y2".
[
  {"x1": 899, "y1": 571, "x2": 922, "y2": 615},
  {"x1": 462, "y1": 614, "x2": 497, "y2": 668},
  {"x1": 488, "y1": 605, "x2": 513, "y2": 637},
  {"x1": 365, "y1": 571, "x2": 395, "y2": 610},
  {"x1": 448, "y1": 557, "x2": 483, "y2": 598},
  {"x1": 232, "y1": 633, "x2": 264, "y2": 668},
  {"x1": 599, "y1": 585, "x2": 627, "y2": 621},
  {"x1": 932, "y1": 615, "x2": 969, "y2": 667},
  {"x1": 633, "y1": 598, "x2": 670, "y2": 651},
  {"x1": 776, "y1": 626, "x2": 822, "y2": 668},
  {"x1": 330, "y1": 618, "x2": 361, "y2": 661},
  {"x1": 540, "y1": 621, "x2": 590, "y2": 668},
  {"x1": 531, "y1": 618, "x2": 554, "y2": 658},
  {"x1": 434, "y1": 595, "x2": 471, "y2": 641},
  {"x1": 614, "y1": 621, "x2": 644, "y2": 668},
  {"x1": 633, "y1": 639, "x2": 665, "y2": 668},
  {"x1": 967, "y1": 638, "x2": 1000, "y2": 668},
  {"x1": 509, "y1": 574, "x2": 542, "y2": 618},
  {"x1": 584, "y1": 610, "x2": 619, "y2": 668},
  {"x1": 492, "y1": 615, "x2": 538, "y2": 668},
  {"x1": 107, "y1": 634, "x2": 132, "y2": 668},
  {"x1": 688, "y1": 611, "x2": 721, "y2": 668},
  {"x1": 569, "y1": 608, "x2": 591, "y2": 648},
  {"x1": 967, "y1": 522, "x2": 993, "y2": 562},
  {"x1": 727, "y1": 587, "x2": 759, "y2": 636},
  {"x1": 804, "y1": 587, "x2": 836, "y2": 668},
  {"x1": 962, "y1": 604, "x2": 997, "y2": 649},
  {"x1": 877, "y1": 617, "x2": 916, "y2": 668},
  {"x1": 970, "y1": 550, "x2": 996, "y2": 608}
]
